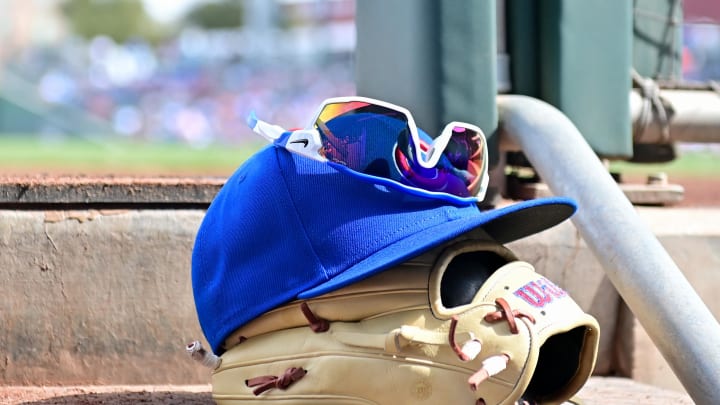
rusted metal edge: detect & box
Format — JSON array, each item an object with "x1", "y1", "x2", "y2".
[{"x1": 0, "y1": 176, "x2": 226, "y2": 206}]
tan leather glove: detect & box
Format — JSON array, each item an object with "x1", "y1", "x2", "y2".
[{"x1": 211, "y1": 240, "x2": 599, "y2": 405}]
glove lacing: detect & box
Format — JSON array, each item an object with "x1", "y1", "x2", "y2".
[
  {"x1": 245, "y1": 367, "x2": 308, "y2": 395},
  {"x1": 244, "y1": 298, "x2": 538, "y2": 400},
  {"x1": 448, "y1": 298, "x2": 537, "y2": 396}
]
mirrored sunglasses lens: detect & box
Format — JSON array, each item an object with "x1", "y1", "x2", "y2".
[
  {"x1": 444, "y1": 126, "x2": 485, "y2": 196},
  {"x1": 317, "y1": 102, "x2": 408, "y2": 126},
  {"x1": 313, "y1": 101, "x2": 486, "y2": 200},
  {"x1": 395, "y1": 125, "x2": 485, "y2": 198},
  {"x1": 315, "y1": 102, "x2": 411, "y2": 179}
]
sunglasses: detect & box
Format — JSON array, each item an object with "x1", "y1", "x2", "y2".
[{"x1": 247, "y1": 96, "x2": 489, "y2": 205}]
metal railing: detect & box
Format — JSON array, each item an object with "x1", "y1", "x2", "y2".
[{"x1": 497, "y1": 94, "x2": 720, "y2": 405}]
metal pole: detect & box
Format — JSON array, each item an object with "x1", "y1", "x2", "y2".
[
  {"x1": 631, "y1": 88, "x2": 720, "y2": 144},
  {"x1": 497, "y1": 94, "x2": 720, "y2": 404}
]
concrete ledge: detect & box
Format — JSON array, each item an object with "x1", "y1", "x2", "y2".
[
  {"x1": 0, "y1": 176, "x2": 224, "y2": 206},
  {"x1": 0, "y1": 209, "x2": 207, "y2": 385},
  {"x1": 1, "y1": 177, "x2": 718, "y2": 396}
]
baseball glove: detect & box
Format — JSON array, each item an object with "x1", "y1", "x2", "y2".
[{"x1": 206, "y1": 239, "x2": 599, "y2": 405}]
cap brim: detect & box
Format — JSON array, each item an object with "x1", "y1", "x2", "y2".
[{"x1": 299, "y1": 196, "x2": 576, "y2": 298}]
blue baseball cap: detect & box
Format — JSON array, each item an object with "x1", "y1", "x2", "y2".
[{"x1": 192, "y1": 145, "x2": 576, "y2": 354}]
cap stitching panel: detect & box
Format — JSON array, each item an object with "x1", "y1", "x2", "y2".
[
  {"x1": 206, "y1": 149, "x2": 326, "y2": 347},
  {"x1": 193, "y1": 199, "x2": 242, "y2": 349},
  {"x1": 340, "y1": 207, "x2": 461, "y2": 271},
  {"x1": 373, "y1": 210, "x2": 451, "y2": 246},
  {"x1": 298, "y1": 208, "x2": 478, "y2": 299},
  {"x1": 273, "y1": 148, "x2": 330, "y2": 281}
]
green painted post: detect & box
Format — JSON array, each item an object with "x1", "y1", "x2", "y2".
[
  {"x1": 633, "y1": 0, "x2": 683, "y2": 81},
  {"x1": 507, "y1": 0, "x2": 633, "y2": 158},
  {"x1": 355, "y1": 0, "x2": 442, "y2": 134},
  {"x1": 439, "y1": 0, "x2": 498, "y2": 165},
  {"x1": 356, "y1": 0, "x2": 499, "y2": 165},
  {"x1": 506, "y1": 0, "x2": 540, "y2": 98}
]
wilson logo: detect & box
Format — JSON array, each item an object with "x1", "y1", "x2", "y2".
[{"x1": 514, "y1": 277, "x2": 568, "y2": 308}]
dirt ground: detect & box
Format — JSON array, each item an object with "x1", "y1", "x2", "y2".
[
  {"x1": 666, "y1": 176, "x2": 720, "y2": 207},
  {"x1": 0, "y1": 385, "x2": 213, "y2": 404},
  {"x1": 0, "y1": 377, "x2": 695, "y2": 404}
]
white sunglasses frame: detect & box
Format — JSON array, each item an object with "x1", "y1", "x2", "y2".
[{"x1": 247, "y1": 96, "x2": 489, "y2": 202}]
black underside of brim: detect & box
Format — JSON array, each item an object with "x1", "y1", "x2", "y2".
[{"x1": 480, "y1": 203, "x2": 576, "y2": 244}]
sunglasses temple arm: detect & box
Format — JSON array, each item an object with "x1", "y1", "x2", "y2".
[{"x1": 247, "y1": 111, "x2": 287, "y2": 142}]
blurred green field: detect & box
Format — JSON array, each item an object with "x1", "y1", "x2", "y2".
[
  {"x1": 0, "y1": 136, "x2": 717, "y2": 178},
  {"x1": 0, "y1": 136, "x2": 265, "y2": 176},
  {"x1": 608, "y1": 149, "x2": 719, "y2": 179}
]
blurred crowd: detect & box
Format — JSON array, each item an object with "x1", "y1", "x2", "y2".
[
  {"x1": 1, "y1": 0, "x2": 718, "y2": 149},
  {"x1": 3, "y1": 28, "x2": 355, "y2": 146},
  {"x1": 683, "y1": 23, "x2": 720, "y2": 83}
]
